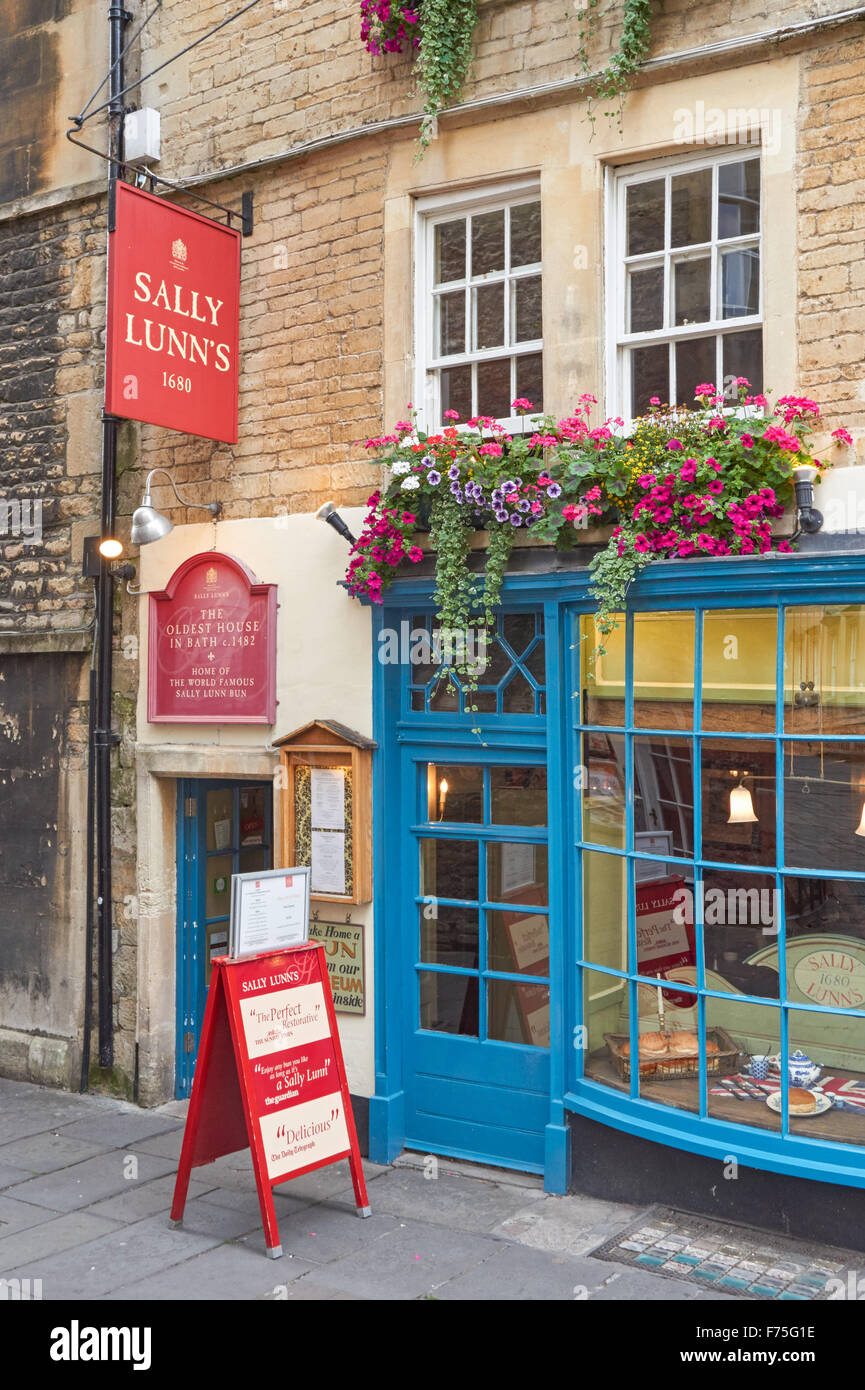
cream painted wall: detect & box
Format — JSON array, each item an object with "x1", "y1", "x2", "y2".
[{"x1": 134, "y1": 511, "x2": 376, "y2": 1102}]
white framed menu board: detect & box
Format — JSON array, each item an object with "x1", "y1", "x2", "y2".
[{"x1": 229, "y1": 866, "x2": 311, "y2": 959}]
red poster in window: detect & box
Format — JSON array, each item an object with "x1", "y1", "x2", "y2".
[
  {"x1": 170, "y1": 944, "x2": 369, "y2": 1258},
  {"x1": 105, "y1": 181, "x2": 240, "y2": 442},
  {"x1": 636, "y1": 875, "x2": 695, "y2": 1007},
  {"x1": 148, "y1": 552, "x2": 276, "y2": 723}
]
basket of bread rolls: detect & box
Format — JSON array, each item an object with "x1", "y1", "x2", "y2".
[{"x1": 604, "y1": 1027, "x2": 740, "y2": 1081}]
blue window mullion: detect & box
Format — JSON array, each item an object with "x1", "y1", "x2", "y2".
[
  {"x1": 624, "y1": 611, "x2": 639, "y2": 1097},
  {"x1": 776, "y1": 603, "x2": 789, "y2": 1137},
  {"x1": 694, "y1": 606, "x2": 707, "y2": 1116}
]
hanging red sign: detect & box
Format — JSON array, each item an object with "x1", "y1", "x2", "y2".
[
  {"x1": 170, "y1": 944, "x2": 370, "y2": 1258},
  {"x1": 148, "y1": 551, "x2": 276, "y2": 723},
  {"x1": 105, "y1": 181, "x2": 241, "y2": 443}
]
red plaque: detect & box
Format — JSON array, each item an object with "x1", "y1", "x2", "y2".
[
  {"x1": 106, "y1": 181, "x2": 241, "y2": 443},
  {"x1": 170, "y1": 945, "x2": 370, "y2": 1258},
  {"x1": 148, "y1": 552, "x2": 276, "y2": 723}
]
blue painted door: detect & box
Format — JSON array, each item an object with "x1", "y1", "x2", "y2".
[
  {"x1": 175, "y1": 778, "x2": 273, "y2": 1098},
  {"x1": 399, "y1": 746, "x2": 552, "y2": 1172}
]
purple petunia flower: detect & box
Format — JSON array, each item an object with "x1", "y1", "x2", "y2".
[
  {"x1": 510, "y1": 514, "x2": 523, "y2": 526},
  {"x1": 546, "y1": 482, "x2": 561, "y2": 498},
  {"x1": 427, "y1": 470, "x2": 441, "y2": 485},
  {"x1": 448, "y1": 464, "x2": 460, "y2": 481}
]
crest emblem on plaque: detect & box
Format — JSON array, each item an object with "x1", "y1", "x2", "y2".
[
  {"x1": 205, "y1": 566, "x2": 218, "y2": 585},
  {"x1": 170, "y1": 238, "x2": 188, "y2": 269}
]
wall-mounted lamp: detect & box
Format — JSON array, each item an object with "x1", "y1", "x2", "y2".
[
  {"x1": 792, "y1": 464, "x2": 823, "y2": 536},
  {"x1": 728, "y1": 771, "x2": 758, "y2": 824},
  {"x1": 131, "y1": 468, "x2": 221, "y2": 547},
  {"x1": 98, "y1": 537, "x2": 124, "y2": 560},
  {"x1": 315, "y1": 500, "x2": 357, "y2": 546},
  {"x1": 855, "y1": 802, "x2": 865, "y2": 838},
  {"x1": 438, "y1": 778, "x2": 449, "y2": 821}
]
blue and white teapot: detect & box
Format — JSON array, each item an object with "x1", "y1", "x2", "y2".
[
  {"x1": 767, "y1": 1048, "x2": 822, "y2": 1086},
  {"x1": 787, "y1": 1048, "x2": 822, "y2": 1087}
]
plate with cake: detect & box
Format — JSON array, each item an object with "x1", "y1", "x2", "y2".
[{"x1": 765, "y1": 1088, "x2": 833, "y2": 1117}]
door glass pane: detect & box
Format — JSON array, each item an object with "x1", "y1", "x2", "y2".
[
  {"x1": 784, "y1": 744, "x2": 865, "y2": 872},
  {"x1": 420, "y1": 838, "x2": 478, "y2": 901},
  {"x1": 513, "y1": 274, "x2": 542, "y2": 342},
  {"x1": 718, "y1": 158, "x2": 760, "y2": 238},
  {"x1": 627, "y1": 179, "x2": 665, "y2": 255},
  {"x1": 239, "y1": 847, "x2": 268, "y2": 876},
  {"x1": 583, "y1": 733, "x2": 625, "y2": 848},
  {"x1": 426, "y1": 764, "x2": 483, "y2": 823},
  {"x1": 501, "y1": 670, "x2": 535, "y2": 713},
  {"x1": 583, "y1": 966, "x2": 630, "y2": 1089},
  {"x1": 206, "y1": 854, "x2": 233, "y2": 919},
  {"x1": 487, "y1": 842, "x2": 548, "y2": 905},
  {"x1": 702, "y1": 608, "x2": 777, "y2": 733},
  {"x1": 420, "y1": 905, "x2": 479, "y2": 968},
  {"x1": 435, "y1": 219, "x2": 466, "y2": 283},
  {"x1": 440, "y1": 364, "x2": 472, "y2": 421},
  {"x1": 502, "y1": 612, "x2": 536, "y2": 653},
  {"x1": 436, "y1": 290, "x2": 465, "y2": 356},
  {"x1": 490, "y1": 766, "x2": 547, "y2": 826},
  {"x1": 473, "y1": 282, "x2": 504, "y2": 350},
  {"x1": 701, "y1": 740, "x2": 776, "y2": 867},
  {"x1": 788, "y1": 1012, "x2": 865, "y2": 1145},
  {"x1": 515, "y1": 352, "x2": 543, "y2": 409},
  {"x1": 674, "y1": 256, "x2": 710, "y2": 325},
  {"x1": 722, "y1": 329, "x2": 762, "y2": 393},
  {"x1": 629, "y1": 264, "x2": 664, "y2": 332},
  {"x1": 631, "y1": 343, "x2": 668, "y2": 416},
  {"x1": 721, "y1": 248, "x2": 759, "y2": 318},
  {"x1": 471, "y1": 209, "x2": 505, "y2": 276},
  {"x1": 206, "y1": 787, "x2": 233, "y2": 852},
  {"x1": 670, "y1": 167, "x2": 711, "y2": 247},
  {"x1": 634, "y1": 611, "x2": 695, "y2": 729},
  {"x1": 701, "y1": 868, "x2": 779, "y2": 996},
  {"x1": 205, "y1": 923, "x2": 230, "y2": 985},
  {"x1": 583, "y1": 849, "x2": 626, "y2": 971},
  {"x1": 675, "y1": 336, "x2": 716, "y2": 408},
  {"x1": 580, "y1": 613, "x2": 626, "y2": 727},
  {"x1": 239, "y1": 786, "x2": 267, "y2": 845},
  {"x1": 706, "y1": 999, "x2": 781, "y2": 1131},
  {"x1": 510, "y1": 201, "x2": 541, "y2": 266},
  {"x1": 477, "y1": 358, "x2": 511, "y2": 418},
  {"x1": 419, "y1": 971, "x2": 478, "y2": 1036},
  {"x1": 487, "y1": 908, "x2": 549, "y2": 973},
  {"x1": 785, "y1": 605, "x2": 865, "y2": 735},
  {"x1": 488, "y1": 979, "x2": 550, "y2": 1047},
  {"x1": 634, "y1": 736, "x2": 694, "y2": 856}
]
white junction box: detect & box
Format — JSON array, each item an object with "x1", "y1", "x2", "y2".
[{"x1": 123, "y1": 108, "x2": 161, "y2": 164}]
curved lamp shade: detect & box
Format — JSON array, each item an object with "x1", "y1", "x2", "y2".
[
  {"x1": 130, "y1": 469, "x2": 221, "y2": 547},
  {"x1": 728, "y1": 782, "x2": 758, "y2": 825},
  {"x1": 131, "y1": 504, "x2": 173, "y2": 547}
]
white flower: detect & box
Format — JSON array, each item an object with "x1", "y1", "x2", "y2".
[
  {"x1": 391, "y1": 461, "x2": 411, "y2": 475},
  {"x1": 401, "y1": 475, "x2": 420, "y2": 490}
]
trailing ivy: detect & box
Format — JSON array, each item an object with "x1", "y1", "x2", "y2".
[
  {"x1": 579, "y1": 0, "x2": 654, "y2": 130},
  {"x1": 414, "y1": 0, "x2": 478, "y2": 153}
]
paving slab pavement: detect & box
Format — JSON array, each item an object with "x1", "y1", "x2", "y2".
[{"x1": 0, "y1": 1079, "x2": 858, "y2": 1302}]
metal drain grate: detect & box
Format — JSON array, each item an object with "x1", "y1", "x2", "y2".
[{"x1": 591, "y1": 1207, "x2": 857, "y2": 1300}]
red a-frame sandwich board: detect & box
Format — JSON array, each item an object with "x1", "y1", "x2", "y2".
[{"x1": 169, "y1": 943, "x2": 370, "y2": 1258}]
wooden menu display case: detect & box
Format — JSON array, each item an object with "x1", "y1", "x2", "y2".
[{"x1": 274, "y1": 720, "x2": 376, "y2": 905}]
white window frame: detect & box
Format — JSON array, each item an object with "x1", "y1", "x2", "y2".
[
  {"x1": 605, "y1": 147, "x2": 763, "y2": 424},
  {"x1": 414, "y1": 178, "x2": 543, "y2": 435}
]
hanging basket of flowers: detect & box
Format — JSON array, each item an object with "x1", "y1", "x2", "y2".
[{"x1": 346, "y1": 383, "x2": 839, "y2": 678}]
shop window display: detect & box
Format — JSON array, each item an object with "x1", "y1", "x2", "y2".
[{"x1": 578, "y1": 606, "x2": 865, "y2": 1149}]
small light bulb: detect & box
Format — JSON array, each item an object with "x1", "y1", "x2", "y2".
[{"x1": 98, "y1": 537, "x2": 123, "y2": 560}]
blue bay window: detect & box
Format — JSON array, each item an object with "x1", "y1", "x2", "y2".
[{"x1": 370, "y1": 553, "x2": 865, "y2": 1193}]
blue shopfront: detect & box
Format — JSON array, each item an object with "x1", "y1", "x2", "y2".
[{"x1": 368, "y1": 549, "x2": 865, "y2": 1225}]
